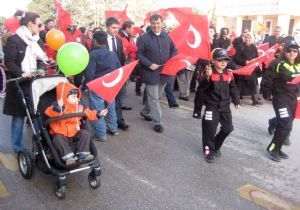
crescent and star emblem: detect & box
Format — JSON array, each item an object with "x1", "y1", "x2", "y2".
[
  {"x1": 266, "y1": 49, "x2": 276, "y2": 59},
  {"x1": 102, "y1": 68, "x2": 124, "y2": 88},
  {"x1": 187, "y1": 24, "x2": 201, "y2": 48},
  {"x1": 179, "y1": 59, "x2": 192, "y2": 67}
]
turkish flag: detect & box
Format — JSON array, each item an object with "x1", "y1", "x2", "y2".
[
  {"x1": 105, "y1": 5, "x2": 132, "y2": 26},
  {"x1": 233, "y1": 55, "x2": 266, "y2": 76},
  {"x1": 169, "y1": 14, "x2": 210, "y2": 60},
  {"x1": 54, "y1": 0, "x2": 72, "y2": 31},
  {"x1": 295, "y1": 100, "x2": 300, "y2": 119},
  {"x1": 3, "y1": 16, "x2": 20, "y2": 33},
  {"x1": 288, "y1": 75, "x2": 300, "y2": 84},
  {"x1": 263, "y1": 43, "x2": 279, "y2": 68},
  {"x1": 161, "y1": 53, "x2": 197, "y2": 75},
  {"x1": 143, "y1": 7, "x2": 192, "y2": 26},
  {"x1": 257, "y1": 43, "x2": 269, "y2": 56},
  {"x1": 86, "y1": 61, "x2": 138, "y2": 103}
]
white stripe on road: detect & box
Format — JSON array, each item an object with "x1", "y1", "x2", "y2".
[{"x1": 104, "y1": 156, "x2": 164, "y2": 192}]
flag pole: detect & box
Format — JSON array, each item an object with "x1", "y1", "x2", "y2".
[{"x1": 207, "y1": 11, "x2": 211, "y2": 67}]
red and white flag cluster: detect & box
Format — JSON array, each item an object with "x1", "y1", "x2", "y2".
[{"x1": 233, "y1": 44, "x2": 279, "y2": 76}]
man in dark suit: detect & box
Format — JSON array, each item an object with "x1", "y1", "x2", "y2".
[
  {"x1": 105, "y1": 17, "x2": 129, "y2": 130},
  {"x1": 136, "y1": 14, "x2": 178, "y2": 133},
  {"x1": 263, "y1": 26, "x2": 282, "y2": 47}
]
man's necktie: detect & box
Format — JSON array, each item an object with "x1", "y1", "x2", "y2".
[{"x1": 112, "y1": 37, "x2": 117, "y2": 52}]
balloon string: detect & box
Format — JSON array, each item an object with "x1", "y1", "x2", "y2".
[{"x1": 60, "y1": 76, "x2": 67, "y2": 114}]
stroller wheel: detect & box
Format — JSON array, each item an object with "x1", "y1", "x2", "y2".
[
  {"x1": 18, "y1": 150, "x2": 34, "y2": 179},
  {"x1": 54, "y1": 184, "x2": 66, "y2": 199},
  {"x1": 88, "y1": 172, "x2": 101, "y2": 189}
]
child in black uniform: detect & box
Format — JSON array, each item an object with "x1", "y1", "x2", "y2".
[{"x1": 199, "y1": 48, "x2": 241, "y2": 163}]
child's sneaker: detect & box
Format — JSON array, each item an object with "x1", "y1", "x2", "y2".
[
  {"x1": 78, "y1": 152, "x2": 94, "y2": 161},
  {"x1": 65, "y1": 157, "x2": 77, "y2": 165}
]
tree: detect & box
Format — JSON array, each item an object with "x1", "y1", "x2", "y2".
[
  {"x1": 27, "y1": 0, "x2": 159, "y2": 28},
  {"x1": 27, "y1": 0, "x2": 56, "y2": 23}
]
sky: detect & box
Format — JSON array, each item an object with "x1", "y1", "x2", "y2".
[
  {"x1": 0, "y1": 0, "x2": 213, "y2": 18},
  {"x1": 0, "y1": 0, "x2": 31, "y2": 18}
]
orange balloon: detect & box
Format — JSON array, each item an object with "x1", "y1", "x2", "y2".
[{"x1": 45, "y1": 29, "x2": 65, "y2": 51}]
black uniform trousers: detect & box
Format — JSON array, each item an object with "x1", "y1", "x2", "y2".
[
  {"x1": 52, "y1": 129, "x2": 91, "y2": 158},
  {"x1": 268, "y1": 97, "x2": 297, "y2": 150},
  {"x1": 193, "y1": 84, "x2": 204, "y2": 114},
  {"x1": 202, "y1": 109, "x2": 233, "y2": 152}
]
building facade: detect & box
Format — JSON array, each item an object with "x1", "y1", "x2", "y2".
[{"x1": 215, "y1": 0, "x2": 300, "y2": 36}]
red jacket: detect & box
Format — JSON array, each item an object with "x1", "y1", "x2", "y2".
[
  {"x1": 117, "y1": 31, "x2": 138, "y2": 61},
  {"x1": 45, "y1": 82, "x2": 99, "y2": 137}
]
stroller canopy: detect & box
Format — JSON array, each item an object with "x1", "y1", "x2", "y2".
[{"x1": 31, "y1": 76, "x2": 68, "y2": 112}]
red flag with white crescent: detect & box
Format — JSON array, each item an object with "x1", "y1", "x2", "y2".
[
  {"x1": 86, "y1": 61, "x2": 138, "y2": 103},
  {"x1": 169, "y1": 14, "x2": 210, "y2": 60},
  {"x1": 295, "y1": 99, "x2": 300, "y2": 119},
  {"x1": 161, "y1": 53, "x2": 197, "y2": 75},
  {"x1": 105, "y1": 5, "x2": 132, "y2": 26},
  {"x1": 263, "y1": 43, "x2": 279, "y2": 68},
  {"x1": 257, "y1": 43, "x2": 269, "y2": 56},
  {"x1": 233, "y1": 55, "x2": 266, "y2": 76},
  {"x1": 143, "y1": 7, "x2": 192, "y2": 26},
  {"x1": 287, "y1": 75, "x2": 300, "y2": 84},
  {"x1": 54, "y1": 0, "x2": 72, "y2": 31}
]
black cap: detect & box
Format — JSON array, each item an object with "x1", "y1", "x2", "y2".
[
  {"x1": 212, "y1": 48, "x2": 231, "y2": 61},
  {"x1": 284, "y1": 39, "x2": 299, "y2": 50}
]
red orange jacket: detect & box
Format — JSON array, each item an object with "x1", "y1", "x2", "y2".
[{"x1": 45, "y1": 82, "x2": 99, "y2": 137}]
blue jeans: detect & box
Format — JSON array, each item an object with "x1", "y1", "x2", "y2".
[
  {"x1": 89, "y1": 91, "x2": 118, "y2": 139},
  {"x1": 11, "y1": 116, "x2": 25, "y2": 153},
  {"x1": 165, "y1": 79, "x2": 177, "y2": 106}
]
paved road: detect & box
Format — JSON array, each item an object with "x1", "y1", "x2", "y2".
[{"x1": 0, "y1": 82, "x2": 299, "y2": 210}]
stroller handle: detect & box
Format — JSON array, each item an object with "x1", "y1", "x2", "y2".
[{"x1": 45, "y1": 112, "x2": 87, "y2": 126}]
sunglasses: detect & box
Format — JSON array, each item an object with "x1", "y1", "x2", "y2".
[
  {"x1": 215, "y1": 59, "x2": 229, "y2": 62},
  {"x1": 285, "y1": 49, "x2": 298, "y2": 53},
  {"x1": 34, "y1": 22, "x2": 42, "y2": 28}
]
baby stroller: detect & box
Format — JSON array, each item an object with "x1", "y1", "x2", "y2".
[{"x1": 14, "y1": 74, "x2": 101, "y2": 199}]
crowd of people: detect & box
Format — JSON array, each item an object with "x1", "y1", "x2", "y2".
[{"x1": 0, "y1": 10, "x2": 299, "y2": 164}]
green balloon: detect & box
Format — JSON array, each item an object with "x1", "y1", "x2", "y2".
[{"x1": 57, "y1": 42, "x2": 89, "y2": 76}]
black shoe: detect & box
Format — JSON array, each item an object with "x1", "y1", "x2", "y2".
[
  {"x1": 213, "y1": 150, "x2": 221, "y2": 158},
  {"x1": 268, "y1": 125, "x2": 275, "y2": 135},
  {"x1": 179, "y1": 96, "x2": 189, "y2": 101},
  {"x1": 190, "y1": 89, "x2": 196, "y2": 93},
  {"x1": 122, "y1": 106, "x2": 132, "y2": 110},
  {"x1": 283, "y1": 137, "x2": 291, "y2": 146},
  {"x1": 278, "y1": 150, "x2": 289, "y2": 159},
  {"x1": 92, "y1": 136, "x2": 107, "y2": 142},
  {"x1": 136, "y1": 91, "x2": 142, "y2": 96},
  {"x1": 265, "y1": 149, "x2": 281, "y2": 162},
  {"x1": 118, "y1": 123, "x2": 129, "y2": 130},
  {"x1": 140, "y1": 112, "x2": 152, "y2": 121},
  {"x1": 153, "y1": 125, "x2": 164, "y2": 133},
  {"x1": 205, "y1": 152, "x2": 214, "y2": 163},
  {"x1": 169, "y1": 104, "x2": 179, "y2": 108},
  {"x1": 193, "y1": 112, "x2": 201, "y2": 119},
  {"x1": 107, "y1": 130, "x2": 119, "y2": 136},
  {"x1": 268, "y1": 119, "x2": 275, "y2": 135}
]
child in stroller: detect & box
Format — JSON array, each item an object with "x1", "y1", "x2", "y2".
[
  {"x1": 44, "y1": 82, "x2": 107, "y2": 165},
  {"x1": 13, "y1": 75, "x2": 105, "y2": 199}
]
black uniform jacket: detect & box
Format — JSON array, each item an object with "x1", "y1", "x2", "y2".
[
  {"x1": 261, "y1": 60, "x2": 300, "y2": 100},
  {"x1": 199, "y1": 67, "x2": 240, "y2": 112}
]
